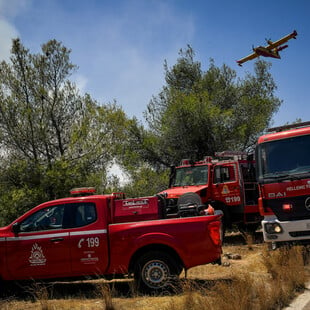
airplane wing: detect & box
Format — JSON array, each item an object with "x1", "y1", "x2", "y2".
[
  {"x1": 236, "y1": 52, "x2": 258, "y2": 66},
  {"x1": 266, "y1": 30, "x2": 297, "y2": 49}
]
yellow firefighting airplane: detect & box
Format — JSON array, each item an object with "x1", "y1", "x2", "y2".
[{"x1": 237, "y1": 30, "x2": 297, "y2": 66}]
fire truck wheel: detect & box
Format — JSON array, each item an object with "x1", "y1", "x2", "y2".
[{"x1": 134, "y1": 251, "x2": 180, "y2": 293}]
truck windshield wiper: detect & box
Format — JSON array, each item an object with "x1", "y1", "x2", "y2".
[
  {"x1": 264, "y1": 171, "x2": 310, "y2": 182},
  {"x1": 291, "y1": 171, "x2": 310, "y2": 179},
  {"x1": 264, "y1": 173, "x2": 289, "y2": 180}
]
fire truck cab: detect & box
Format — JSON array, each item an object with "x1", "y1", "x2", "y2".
[
  {"x1": 256, "y1": 121, "x2": 310, "y2": 247},
  {"x1": 159, "y1": 152, "x2": 261, "y2": 233}
]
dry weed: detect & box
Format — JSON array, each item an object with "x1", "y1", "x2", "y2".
[
  {"x1": 95, "y1": 282, "x2": 115, "y2": 310},
  {"x1": 206, "y1": 244, "x2": 309, "y2": 310},
  {"x1": 263, "y1": 246, "x2": 306, "y2": 287},
  {"x1": 25, "y1": 281, "x2": 51, "y2": 310},
  {"x1": 209, "y1": 274, "x2": 258, "y2": 310}
]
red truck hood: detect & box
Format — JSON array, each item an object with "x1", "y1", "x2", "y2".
[
  {"x1": 0, "y1": 225, "x2": 12, "y2": 237},
  {"x1": 159, "y1": 185, "x2": 208, "y2": 199}
]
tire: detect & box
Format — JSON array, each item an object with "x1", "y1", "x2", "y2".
[
  {"x1": 177, "y1": 192, "x2": 203, "y2": 217},
  {"x1": 134, "y1": 251, "x2": 181, "y2": 294},
  {"x1": 177, "y1": 192, "x2": 202, "y2": 207}
]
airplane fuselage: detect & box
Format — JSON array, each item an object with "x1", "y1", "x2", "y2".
[{"x1": 253, "y1": 46, "x2": 281, "y2": 59}]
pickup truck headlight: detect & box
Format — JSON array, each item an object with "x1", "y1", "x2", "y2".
[{"x1": 264, "y1": 222, "x2": 283, "y2": 234}]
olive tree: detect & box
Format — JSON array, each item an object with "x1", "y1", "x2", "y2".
[{"x1": 0, "y1": 39, "x2": 128, "y2": 224}]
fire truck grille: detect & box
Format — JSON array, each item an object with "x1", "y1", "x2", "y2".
[{"x1": 289, "y1": 231, "x2": 310, "y2": 237}]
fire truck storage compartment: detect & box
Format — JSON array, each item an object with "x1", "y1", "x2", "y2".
[{"x1": 113, "y1": 196, "x2": 162, "y2": 223}]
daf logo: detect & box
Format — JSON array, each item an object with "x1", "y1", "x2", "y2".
[{"x1": 305, "y1": 197, "x2": 310, "y2": 211}]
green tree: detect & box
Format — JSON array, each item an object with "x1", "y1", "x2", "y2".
[
  {"x1": 121, "y1": 164, "x2": 168, "y2": 198},
  {"x1": 141, "y1": 46, "x2": 281, "y2": 166},
  {"x1": 0, "y1": 39, "x2": 128, "y2": 224}
]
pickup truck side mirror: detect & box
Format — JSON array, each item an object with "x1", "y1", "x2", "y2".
[{"x1": 12, "y1": 222, "x2": 21, "y2": 234}]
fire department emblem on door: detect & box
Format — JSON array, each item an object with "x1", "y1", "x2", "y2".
[
  {"x1": 29, "y1": 243, "x2": 47, "y2": 266},
  {"x1": 221, "y1": 185, "x2": 230, "y2": 195}
]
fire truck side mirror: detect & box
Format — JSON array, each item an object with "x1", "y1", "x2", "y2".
[{"x1": 12, "y1": 222, "x2": 21, "y2": 234}]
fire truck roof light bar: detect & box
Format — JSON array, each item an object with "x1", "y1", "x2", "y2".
[{"x1": 70, "y1": 187, "x2": 96, "y2": 196}]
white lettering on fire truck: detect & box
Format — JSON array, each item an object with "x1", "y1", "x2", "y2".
[
  {"x1": 81, "y1": 251, "x2": 99, "y2": 264},
  {"x1": 78, "y1": 237, "x2": 100, "y2": 248},
  {"x1": 29, "y1": 243, "x2": 47, "y2": 266},
  {"x1": 286, "y1": 185, "x2": 306, "y2": 191},
  {"x1": 225, "y1": 196, "x2": 241, "y2": 203},
  {"x1": 123, "y1": 199, "x2": 148, "y2": 207},
  {"x1": 268, "y1": 192, "x2": 286, "y2": 198}
]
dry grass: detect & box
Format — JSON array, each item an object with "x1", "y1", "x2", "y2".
[{"x1": 1, "y1": 234, "x2": 309, "y2": 310}]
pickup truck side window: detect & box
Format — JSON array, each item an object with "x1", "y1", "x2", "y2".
[
  {"x1": 74, "y1": 203, "x2": 97, "y2": 227},
  {"x1": 19, "y1": 205, "x2": 65, "y2": 232},
  {"x1": 64, "y1": 203, "x2": 97, "y2": 228},
  {"x1": 18, "y1": 203, "x2": 97, "y2": 232}
]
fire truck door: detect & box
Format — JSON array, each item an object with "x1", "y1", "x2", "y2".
[
  {"x1": 212, "y1": 163, "x2": 241, "y2": 206},
  {"x1": 6, "y1": 204, "x2": 71, "y2": 279}
]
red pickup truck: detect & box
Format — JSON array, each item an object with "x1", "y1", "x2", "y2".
[{"x1": 0, "y1": 189, "x2": 222, "y2": 293}]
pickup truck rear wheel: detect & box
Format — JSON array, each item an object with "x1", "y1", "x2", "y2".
[{"x1": 134, "y1": 251, "x2": 180, "y2": 293}]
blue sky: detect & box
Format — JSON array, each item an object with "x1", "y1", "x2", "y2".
[{"x1": 0, "y1": 0, "x2": 309, "y2": 126}]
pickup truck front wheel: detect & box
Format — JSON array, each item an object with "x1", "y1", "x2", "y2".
[{"x1": 134, "y1": 251, "x2": 180, "y2": 293}]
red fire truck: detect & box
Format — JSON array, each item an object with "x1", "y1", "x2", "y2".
[
  {"x1": 256, "y1": 121, "x2": 310, "y2": 248},
  {"x1": 158, "y1": 152, "x2": 261, "y2": 233},
  {"x1": 0, "y1": 188, "x2": 222, "y2": 293}
]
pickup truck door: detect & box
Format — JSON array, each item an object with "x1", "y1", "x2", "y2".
[
  {"x1": 68, "y1": 201, "x2": 109, "y2": 276},
  {"x1": 6, "y1": 200, "x2": 109, "y2": 280},
  {"x1": 6, "y1": 204, "x2": 71, "y2": 280}
]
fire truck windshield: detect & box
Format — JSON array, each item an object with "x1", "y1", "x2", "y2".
[
  {"x1": 257, "y1": 134, "x2": 310, "y2": 183},
  {"x1": 172, "y1": 165, "x2": 208, "y2": 186}
]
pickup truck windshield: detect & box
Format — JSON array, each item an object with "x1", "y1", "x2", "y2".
[
  {"x1": 257, "y1": 134, "x2": 310, "y2": 182},
  {"x1": 172, "y1": 165, "x2": 208, "y2": 186}
]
